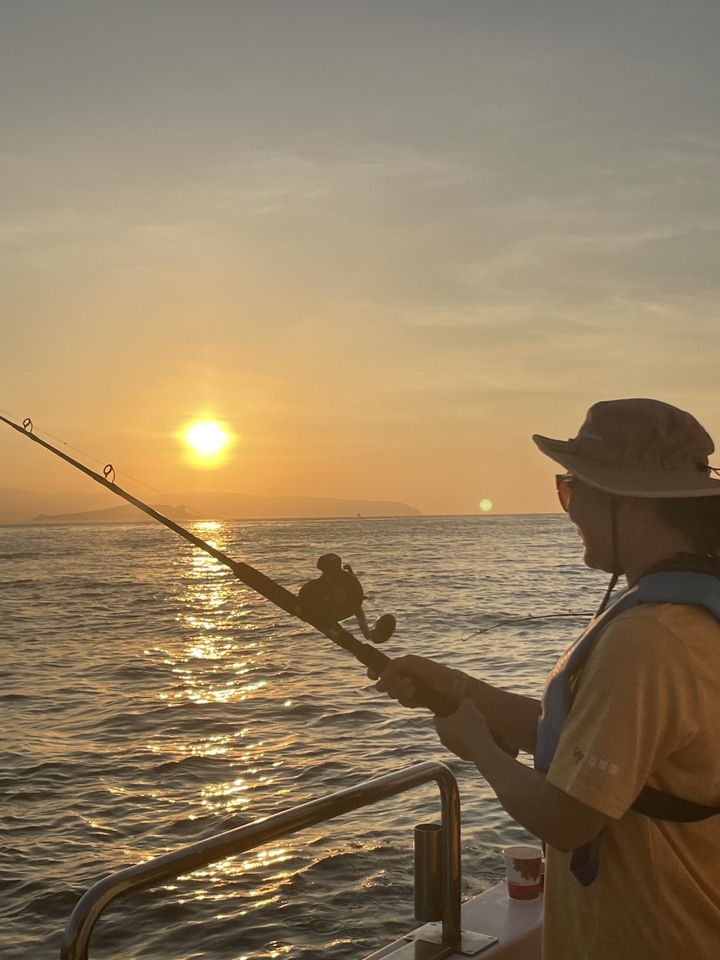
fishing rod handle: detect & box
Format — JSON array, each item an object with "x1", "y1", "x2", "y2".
[
  {"x1": 363, "y1": 647, "x2": 458, "y2": 717},
  {"x1": 364, "y1": 647, "x2": 519, "y2": 754}
]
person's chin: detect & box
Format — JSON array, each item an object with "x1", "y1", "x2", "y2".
[{"x1": 582, "y1": 547, "x2": 614, "y2": 573}]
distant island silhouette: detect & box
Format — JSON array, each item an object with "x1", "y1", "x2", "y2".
[
  {"x1": 0, "y1": 488, "x2": 421, "y2": 524},
  {"x1": 30, "y1": 504, "x2": 201, "y2": 524}
]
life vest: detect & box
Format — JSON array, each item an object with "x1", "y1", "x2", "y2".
[{"x1": 535, "y1": 570, "x2": 720, "y2": 885}]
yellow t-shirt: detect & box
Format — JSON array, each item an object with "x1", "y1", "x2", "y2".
[{"x1": 543, "y1": 603, "x2": 720, "y2": 960}]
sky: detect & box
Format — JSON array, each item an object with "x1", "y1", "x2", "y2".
[{"x1": 1, "y1": 0, "x2": 719, "y2": 515}]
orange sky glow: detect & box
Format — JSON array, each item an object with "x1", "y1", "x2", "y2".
[{"x1": 1, "y1": 2, "x2": 719, "y2": 517}]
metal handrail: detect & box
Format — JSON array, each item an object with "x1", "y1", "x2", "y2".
[{"x1": 60, "y1": 760, "x2": 461, "y2": 960}]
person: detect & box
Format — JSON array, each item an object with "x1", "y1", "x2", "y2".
[{"x1": 372, "y1": 398, "x2": 720, "y2": 959}]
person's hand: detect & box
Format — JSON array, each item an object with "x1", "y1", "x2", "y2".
[
  {"x1": 368, "y1": 655, "x2": 456, "y2": 709},
  {"x1": 434, "y1": 698, "x2": 495, "y2": 762}
]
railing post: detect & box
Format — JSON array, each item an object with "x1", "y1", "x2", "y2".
[{"x1": 438, "y1": 766, "x2": 462, "y2": 949}]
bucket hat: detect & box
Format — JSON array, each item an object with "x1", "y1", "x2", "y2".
[{"x1": 533, "y1": 398, "x2": 720, "y2": 498}]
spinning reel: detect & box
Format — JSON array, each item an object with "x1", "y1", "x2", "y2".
[{"x1": 297, "y1": 553, "x2": 396, "y2": 644}]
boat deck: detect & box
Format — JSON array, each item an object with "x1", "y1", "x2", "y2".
[{"x1": 365, "y1": 882, "x2": 542, "y2": 960}]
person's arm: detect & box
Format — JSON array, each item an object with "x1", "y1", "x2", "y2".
[
  {"x1": 371, "y1": 655, "x2": 541, "y2": 754},
  {"x1": 460, "y1": 674, "x2": 541, "y2": 755},
  {"x1": 435, "y1": 699, "x2": 609, "y2": 850}
]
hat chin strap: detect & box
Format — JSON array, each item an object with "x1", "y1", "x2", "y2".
[
  {"x1": 594, "y1": 497, "x2": 621, "y2": 616},
  {"x1": 595, "y1": 571, "x2": 620, "y2": 616}
]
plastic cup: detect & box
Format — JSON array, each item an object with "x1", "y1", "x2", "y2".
[{"x1": 502, "y1": 844, "x2": 543, "y2": 900}]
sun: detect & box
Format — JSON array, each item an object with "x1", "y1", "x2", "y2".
[
  {"x1": 181, "y1": 420, "x2": 231, "y2": 465},
  {"x1": 186, "y1": 421, "x2": 228, "y2": 455}
]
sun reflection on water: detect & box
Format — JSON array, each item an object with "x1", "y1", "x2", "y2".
[
  {"x1": 149, "y1": 521, "x2": 274, "y2": 706},
  {"x1": 190, "y1": 845, "x2": 294, "y2": 887},
  {"x1": 192, "y1": 520, "x2": 224, "y2": 534},
  {"x1": 139, "y1": 520, "x2": 337, "y2": 925}
]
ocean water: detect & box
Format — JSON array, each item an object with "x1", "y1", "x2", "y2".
[{"x1": 1, "y1": 515, "x2": 609, "y2": 960}]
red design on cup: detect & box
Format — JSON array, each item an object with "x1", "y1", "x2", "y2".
[{"x1": 502, "y1": 845, "x2": 543, "y2": 901}]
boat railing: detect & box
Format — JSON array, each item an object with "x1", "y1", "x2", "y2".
[{"x1": 59, "y1": 759, "x2": 461, "y2": 960}]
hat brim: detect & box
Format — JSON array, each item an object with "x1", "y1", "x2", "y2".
[{"x1": 533, "y1": 434, "x2": 720, "y2": 498}]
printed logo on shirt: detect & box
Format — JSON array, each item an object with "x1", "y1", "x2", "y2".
[{"x1": 572, "y1": 745, "x2": 619, "y2": 777}]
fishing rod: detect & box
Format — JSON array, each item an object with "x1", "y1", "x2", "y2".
[{"x1": 1, "y1": 413, "x2": 456, "y2": 716}]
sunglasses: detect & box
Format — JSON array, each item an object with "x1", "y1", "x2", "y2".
[{"x1": 556, "y1": 473, "x2": 576, "y2": 512}]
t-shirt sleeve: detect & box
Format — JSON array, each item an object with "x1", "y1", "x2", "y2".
[{"x1": 546, "y1": 607, "x2": 700, "y2": 819}]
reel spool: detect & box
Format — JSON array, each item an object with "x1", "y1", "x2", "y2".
[{"x1": 298, "y1": 553, "x2": 396, "y2": 644}]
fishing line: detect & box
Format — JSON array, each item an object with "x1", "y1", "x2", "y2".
[
  {"x1": 0, "y1": 405, "x2": 179, "y2": 505},
  {"x1": 459, "y1": 612, "x2": 591, "y2": 642},
  {"x1": 1, "y1": 411, "x2": 456, "y2": 716}
]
